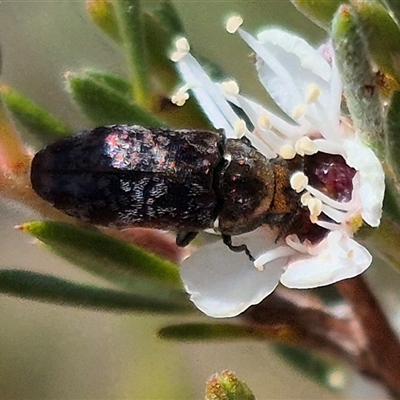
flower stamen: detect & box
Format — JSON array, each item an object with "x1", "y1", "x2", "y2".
[
  {"x1": 226, "y1": 16, "x2": 243, "y2": 34},
  {"x1": 307, "y1": 197, "x2": 323, "y2": 217},
  {"x1": 170, "y1": 38, "x2": 190, "y2": 62},
  {"x1": 258, "y1": 113, "x2": 272, "y2": 130},
  {"x1": 292, "y1": 104, "x2": 308, "y2": 120},
  {"x1": 221, "y1": 80, "x2": 240, "y2": 96},
  {"x1": 305, "y1": 83, "x2": 322, "y2": 104},
  {"x1": 295, "y1": 137, "x2": 318, "y2": 156},
  {"x1": 234, "y1": 119, "x2": 247, "y2": 138},
  {"x1": 290, "y1": 171, "x2": 308, "y2": 193},
  {"x1": 171, "y1": 85, "x2": 191, "y2": 106},
  {"x1": 253, "y1": 245, "x2": 297, "y2": 270},
  {"x1": 279, "y1": 144, "x2": 296, "y2": 159},
  {"x1": 305, "y1": 184, "x2": 354, "y2": 211}
]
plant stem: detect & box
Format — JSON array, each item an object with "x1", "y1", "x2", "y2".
[{"x1": 336, "y1": 276, "x2": 400, "y2": 398}]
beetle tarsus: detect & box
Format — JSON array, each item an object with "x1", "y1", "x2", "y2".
[{"x1": 222, "y1": 234, "x2": 255, "y2": 262}]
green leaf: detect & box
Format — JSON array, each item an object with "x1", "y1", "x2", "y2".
[
  {"x1": 154, "y1": 0, "x2": 185, "y2": 37},
  {"x1": 273, "y1": 344, "x2": 347, "y2": 391},
  {"x1": 385, "y1": 91, "x2": 400, "y2": 188},
  {"x1": 86, "y1": 0, "x2": 121, "y2": 42},
  {"x1": 383, "y1": 0, "x2": 400, "y2": 24},
  {"x1": 143, "y1": 11, "x2": 179, "y2": 92},
  {"x1": 359, "y1": 217, "x2": 400, "y2": 275},
  {"x1": 205, "y1": 371, "x2": 256, "y2": 400},
  {"x1": 20, "y1": 221, "x2": 186, "y2": 304},
  {"x1": 353, "y1": 1, "x2": 400, "y2": 84},
  {"x1": 332, "y1": 4, "x2": 384, "y2": 157},
  {"x1": 0, "y1": 85, "x2": 72, "y2": 142},
  {"x1": 114, "y1": 0, "x2": 151, "y2": 108},
  {"x1": 159, "y1": 323, "x2": 262, "y2": 341},
  {"x1": 290, "y1": 0, "x2": 343, "y2": 30},
  {"x1": 81, "y1": 70, "x2": 131, "y2": 96},
  {"x1": 0, "y1": 269, "x2": 188, "y2": 313},
  {"x1": 66, "y1": 70, "x2": 163, "y2": 127},
  {"x1": 158, "y1": 322, "x2": 300, "y2": 343},
  {"x1": 382, "y1": 180, "x2": 400, "y2": 225}
]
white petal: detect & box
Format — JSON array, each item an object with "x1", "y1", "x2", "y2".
[
  {"x1": 257, "y1": 29, "x2": 331, "y2": 81},
  {"x1": 180, "y1": 228, "x2": 286, "y2": 318},
  {"x1": 244, "y1": 29, "x2": 333, "y2": 124},
  {"x1": 343, "y1": 138, "x2": 385, "y2": 226},
  {"x1": 281, "y1": 231, "x2": 372, "y2": 289}
]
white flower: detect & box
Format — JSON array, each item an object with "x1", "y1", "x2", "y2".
[{"x1": 171, "y1": 17, "x2": 385, "y2": 318}]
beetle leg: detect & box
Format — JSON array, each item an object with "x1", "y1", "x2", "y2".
[
  {"x1": 222, "y1": 235, "x2": 255, "y2": 261},
  {"x1": 176, "y1": 231, "x2": 198, "y2": 247}
]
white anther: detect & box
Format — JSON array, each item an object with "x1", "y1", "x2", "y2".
[
  {"x1": 258, "y1": 113, "x2": 272, "y2": 130},
  {"x1": 234, "y1": 119, "x2": 247, "y2": 138},
  {"x1": 170, "y1": 51, "x2": 183, "y2": 62},
  {"x1": 279, "y1": 144, "x2": 296, "y2": 160},
  {"x1": 307, "y1": 197, "x2": 323, "y2": 217},
  {"x1": 226, "y1": 16, "x2": 243, "y2": 34},
  {"x1": 221, "y1": 80, "x2": 240, "y2": 96},
  {"x1": 170, "y1": 38, "x2": 190, "y2": 62},
  {"x1": 176, "y1": 37, "x2": 190, "y2": 53},
  {"x1": 300, "y1": 192, "x2": 312, "y2": 206},
  {"x1": 253, "y1": 261, "x2": 264, "y2": 271},
  {"x1": 171, "y1": 88, "x2": 189, "y2": 106},
  {"x1": 295, "y1": 137, "x2": 318, "y2": 156},
  {"x1": 305, "y1": 83, "x2": 322, "y2": 104},
  {"x1": 290, "y1": 171, "x2": 309, "y2": 193},
  {"x1": 292, "y1": 104, "x2": 308, "y2": 120}
]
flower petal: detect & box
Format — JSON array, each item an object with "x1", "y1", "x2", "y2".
[
  {"x1": 245, "y1": 29, "x2": 332, "y2": 118},
  {"x1": 280, "y1": 231, "x2": 372, "y2": 289},
  {"x1": 180, "y1": 228, "x2": 286, "y2": 318},
  {"x1": 343, "y1": 138, "x2": 385, "y2": 226}
]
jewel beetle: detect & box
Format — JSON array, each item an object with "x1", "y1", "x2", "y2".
[{"x1": 31, "y1": 124, "x2": 303, "y2": 259}]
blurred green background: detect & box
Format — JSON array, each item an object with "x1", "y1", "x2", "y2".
[{"x1": 0, "y1": 1, "x2": 396, "y2": 398}]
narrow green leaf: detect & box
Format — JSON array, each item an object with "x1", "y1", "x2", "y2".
[
  {"x1": 383, "y1": 0, "x2": 400, "y2": 24},
  {"x1": 158, "y1": 322, "x2": 299, "y2": 343},
  {"x1": 114, "y1": 0, "x2": 151, "y2": 108},
  {"x1": 353, "y1": 1, "x2": 400, "y2": 84},
  {"x1": 143, "y1": 11, "x2": 179, "y2": 91},
  {"x1": 155, "y1": 0, "x2": 185, "y2": 36},
  {"x1": 20, "y1": 221, "x2": 186, "y2": 304},
  {"x1": 86, "y1": 0, "x2": 121, "y2": 42},
  {"x1": 290, "y1": 0, "x2": 343, "y2": 30},
  {"x1": 81, "y1": 70, "x2": 131, "y2": 96},
  {"x1": 359, "y1": 217, "x2": 400, "y2": 274},
  {"x1": 382, "y1": 180, "x2": 400, "y2": 225},
  {"x1": 273, "y1": 344, "x2": 347, "y2": 391},
  {"x1": 205, "y1": 371, "x2": 256, "y2": 400},
  {"x1": 0, "y1": 85, "x2": 72, "y2": 142},
  {"x1": 332, "y1": 4, "x2": 384, "y2": 157},
  {"x1": 158, "y1": 323, "x2": 262, "y2": 341},
  {"x1": 0, "y1": 269, "x2": 189, "y2": 313},
  {"x1": 66, "y1": 71, "x2": 163, "y2": 127},
  {"x1": 385, "y1": 91, "x2": 400, "y2": 187}
]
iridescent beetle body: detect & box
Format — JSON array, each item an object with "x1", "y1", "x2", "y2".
[{"x1": 31, "y1": 125, "x2": 301, "y2": 259}]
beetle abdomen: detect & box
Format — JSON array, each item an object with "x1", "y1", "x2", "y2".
[{"x1": 31, "y1": 125, "x2": 224, "y2": 230}]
